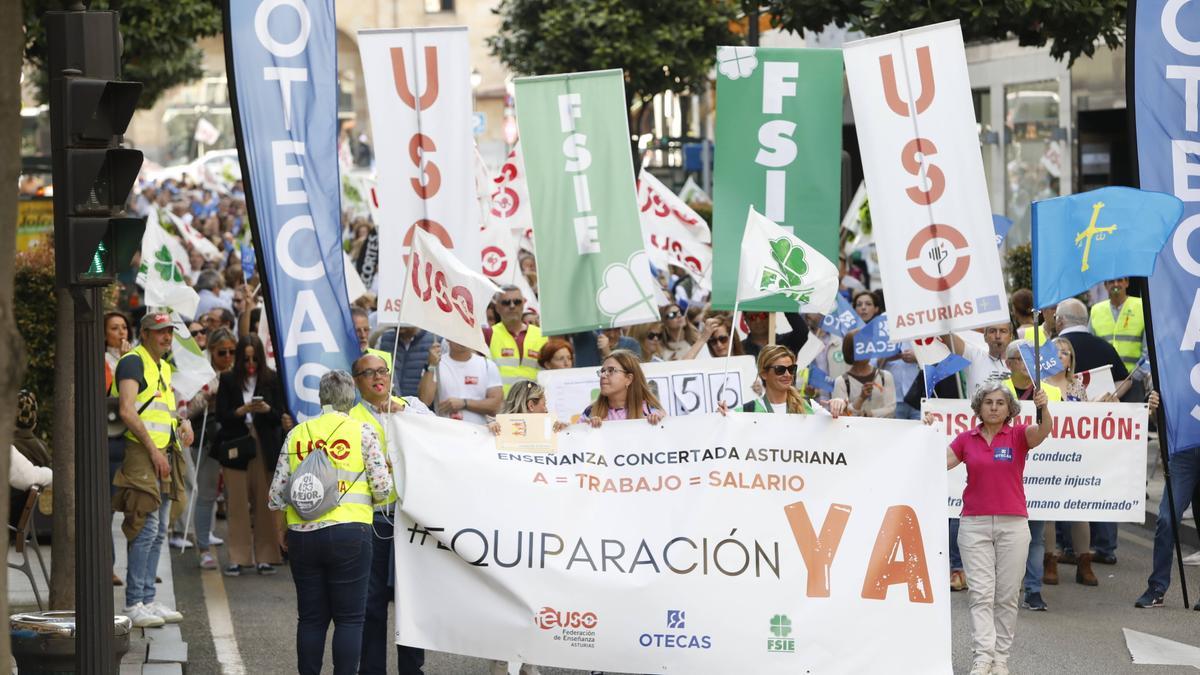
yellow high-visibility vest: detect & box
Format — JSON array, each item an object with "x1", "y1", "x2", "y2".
[
  {"x1": 1002, "y1": 379, "x2": 1063, "y2": 402},
  {"x1": 349, "y1": 397, "x2": 407, "y2": 507},
  {"x1": 284, "y1": 412, "x2": 373, "y2": 526},
  {"x1": 1089, "y1": 297, "x2": 1145, "y2": 371},
  {"x1": 1020, "y1": 325, "x2": 1050, "y2": 345},
  {"x1": 488, "y1": 322, "x2": 547, "y2": 392},
  {"x1": 110, "y1": 345, "x2": 177, "y2": 448}
]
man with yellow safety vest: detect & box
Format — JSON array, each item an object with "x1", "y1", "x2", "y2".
[
  {"x1": 112, "y1": 311, "x2": 194, "y2": 628},
  {"x1": 1089, "y1": 278, "x2": 1147, "y2": 403},
  {"x1": 347, "y1": 353, "x2": 432, "y2": 675},
  {"x1": 267, "y1": 370, "x2": 392, "y2": 675},
  {"x1": 484, "y1": 286, "x2": 547, "y2": 393}
]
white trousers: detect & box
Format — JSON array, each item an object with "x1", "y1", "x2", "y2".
[{"x1": 958, "y1": 515, "x2": 1030, "y2": 665}]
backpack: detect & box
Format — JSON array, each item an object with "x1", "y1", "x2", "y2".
[{"x1": 287, "y1": 419, "x2": 364, "y2": 521}]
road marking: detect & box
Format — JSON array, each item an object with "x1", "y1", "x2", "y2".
[{"x1": 200, "y1": 569, "x2": 246, "y2": 674}]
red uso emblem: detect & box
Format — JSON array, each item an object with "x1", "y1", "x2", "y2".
[
  {"x1": 905, "y1": 224, "x2": 970, "y2": 292},
  {"x1": 481, "y1": 245, "x2": 508, "y2": 278},
  {"x1": 327, "y1": 438, "x2": 352, "y2": 461},
  {"x1": 501, "y1": 348, "x2": 515, "y2": 357},
  {"x1": 490, "y1": 186, "x2": 519, "y2": 219},
  {"x1": 464, "y1": 376, "x2": 478, "y2": 385}
]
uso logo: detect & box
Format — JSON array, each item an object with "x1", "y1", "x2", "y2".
[{"x1": 535, "y1": 607, "x2": 598, "y2": 630}]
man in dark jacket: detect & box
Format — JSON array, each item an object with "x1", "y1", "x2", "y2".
[{"x1": 376, "y1": 325, "x2": 437, "y2": 398}]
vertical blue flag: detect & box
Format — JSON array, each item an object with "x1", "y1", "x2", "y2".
[
  {"x1": 820, "y1": 293, "x2": 866, "y2": 337},
  {"x1": 1031, "y1": 186, "x2": 1183, "y2": 308},
  {"x1": 1018, "y1": 340, "x2": 1065, "y2": 379},
  {"x1": 853, "y1": 313, "x2": 901, "y2": 360},
  {"x1": 1134, "y1": 0, "x2": 1200, "y2": 454},
  {"x1": 992, "y1": 214, "x2": 1013, "y2": 249},
  {"x1": 807, "y1": 365, "x2": 834, "y2": 394},
  {"x1": 924, "y1": 354, "x2": 971, "y2": 398},
  {"x1": 225, "y1": 0, "x2": 359, "y2": 420}
]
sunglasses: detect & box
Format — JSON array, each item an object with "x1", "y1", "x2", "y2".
[
  {"x1": 708, "y1": 334, "x2": 730, "y2": 345},
  {"x1": 765, "y1": 364, "x2": 798, "y2": 377},
  {"x1": 353, "y1": 367, "x2": 391, "y2": 379},
  {"x1": 646, "y1": 332, "x2": 664, "y2": 341},
  {"x1": 597, "y1": 366, "x2": 628, "y2": 377},
  {"x1": 499, "y1": 298, "x2": 525, "y2": 307},
  {"x1": 745, "y1": 312, "x2": 768, "y2": 321},
  {"x1": 214, "y1": 348, "x2": 234, "y2": 357},
  {"x1": 664, "y1": 310, "x2": 682, "y2": 319},
  {"x1": 190, "y1": 327, "x2": 207, "y2": 336}
]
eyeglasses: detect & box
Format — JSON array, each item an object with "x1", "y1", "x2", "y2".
[
  {"x1": 646, "y1": 332, "x2": 664, "y2": 341},
  {"x1": 765, "y1": 364, "x2": 798, "y2": 377},
  {"x1": 708, "y1": 334, "x2": 730, "y2": 345},
  {"x1": 214, "y1": 348, "x2": 234, "y2": 357},
  {"x1": 499, "y1": 298, "x2": 525, "y2": 308},
  {"x1": 353, "y1": 367, "x2": 391, "y2": 379},
  {"x1": 596, "y1": 367, "x2": 628, "y2": 378}
]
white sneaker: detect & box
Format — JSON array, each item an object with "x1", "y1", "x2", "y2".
[
  {"x1": 169, "y1": 535, "x2": 193, "y2": 550},
  {"x1": 145, "y1": 601, "x2": 183, "y2": 623},
  {"x1": 199, "y1": 551, "x2": 218, "y2": 570},
  {"x1": 208, "y1": 532, "x2": 224, "y2": 546},
  {"x1": 969, "y1": 661, "x2": 992, "y2": 675},
  {"x1": 991, "y1": 662, "x2": 1010, "y2": 675},
  {"x1": 124, "y1": 603, "x2": 165, "y2": 628},
  {"x1": 1183, "y1": 551, "x2": 1200, "y2": 566}
]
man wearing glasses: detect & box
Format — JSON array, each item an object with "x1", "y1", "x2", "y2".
[
  {"x1": 484, "y1": 286, "x2": 548, "y2": 393},
  {"x1": 348, "y1": 353, "x2": 431, "y2": 675}
]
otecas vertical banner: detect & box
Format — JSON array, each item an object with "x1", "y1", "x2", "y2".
[
  {"x1": 224, "y1": 0, "x2": 359, "y2": 420},
  {"x1": 1134, "y1": 0, "x2": 1200, "y2": 453},
  {"x1": 358, "y1": 27, "x2": 479, "y2": 324},
  {"x1": 711, "y1": 47, "x2": 843, "y2": 311}
]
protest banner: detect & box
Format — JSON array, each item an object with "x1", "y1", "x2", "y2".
[
  {"x1": 398, "y1": 228, "x2": 499, "y2": 356},
  {"x1": 712, "y1": 47, "x2": 843, "y2": 312},
  {"x1": 515, "y1": 69, "x2": 660, "y2": 334},
  {"x1": 225, "y1": 0, "x2": 359, "y2": 418},
  {"x1": 844, "y1": 22, "x2": 1008, "y2": 341},
  {"x1": 389, "y1": 413, "x2": 951, "y2": 674},
  {"x1": 1133, "y1": 0, "x2": 1200, "y2": 454},
  {"x1": 922, "y1": 399, "x2": 1148, "y2": 521},
  {"x1": 637, "y1": 169, "x2": 712, "y2": 288},
  {"x1": 358, "y1": 27, "x2": 478, "y2": 323},
  {"x1": 539, "y1": 356, "x2": 758, "y2": 422}
]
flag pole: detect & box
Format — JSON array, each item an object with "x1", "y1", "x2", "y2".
[
  {"x1": 767, "y1": 312, "x2": 777, "y2": 347},
  {"x1": 179, "y1": 409, "x2": 207, "y2": 556},
  {"x1": 1031, "y1": 207, "x2": 1043, "y2": 423},
  {"x1": 721, "y1": 299, "x2": 741, "y2": 393},
  {"x1": 1125, "y1": 0, "x2": 1190, "y2": 609}
]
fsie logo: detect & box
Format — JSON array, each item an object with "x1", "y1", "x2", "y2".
[
  {"x1": 534, "y1": 607, "x2": 598, "y2": 630},
  {"x1": 767, "y1": 614, "x2": 794, "y2": 653},
  {"x1": 638, "y1": 609, "x2": 712, "y2": 649}
]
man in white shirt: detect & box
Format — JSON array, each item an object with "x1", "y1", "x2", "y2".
[
  {"x1": 944, "y1": 323, "x2": 1013, "y2": 396},
  {"x1": 432, "y1": 341, "x2": 504, "y2": 425}
]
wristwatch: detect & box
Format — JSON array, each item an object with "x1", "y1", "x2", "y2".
[{"x1": 423, "y1": 364, "x2": 436, "y2": 374}]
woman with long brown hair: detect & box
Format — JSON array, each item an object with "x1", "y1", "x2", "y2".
[
  {"x1": 660, "y1": 304, "x2": 698, "y2": 360},
  {"x1": 627, "y1": 321, "x2": 668, "y2": 363},
  {"x1": 582, "y1": 350, "x2": 665, "y2": 427},
  {"x1": 683, "y1": 314, "x2": 744, "y2": 360}
]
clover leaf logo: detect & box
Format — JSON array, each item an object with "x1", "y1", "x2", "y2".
[
  {"x1": 717, "y1": 46, "x2": 758, "y2": 80},
  {"x1": 596, "y1": 251, "x2": 659, "y2": 326},
  {"x1": 769, "y1": 614, "x2": 791, "y2": 638},
  {"x1": 758, "y1": 237, "x2": 814, "y2": 303},
  {"x1": 154, "y1": 245, "x2": 183, "y2": 283}
]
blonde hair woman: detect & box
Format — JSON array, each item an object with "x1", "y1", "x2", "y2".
[
  {"x1": 627, "y1": 322, "x2": 668, "y2": 363},
  {"x1": 721, "y1": 345, "x2": 847, "y2": 417}
]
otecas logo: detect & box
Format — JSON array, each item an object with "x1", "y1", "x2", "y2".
[{"x1": 535, "y1": 607, "x2": 598, "y2": 630}]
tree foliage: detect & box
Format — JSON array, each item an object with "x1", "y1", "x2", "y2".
[
  {"x1": 763, "y1": 0, "x2": 1125, "y2": 64},
  {"x1": 24, "y1": 0, "x2": 223, "y2": 109},
  {"x1": 488, "y1": 0, "x2": 742, "y2": 111}
]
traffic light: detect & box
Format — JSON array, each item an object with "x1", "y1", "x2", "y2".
[{"x1": 47, "y1": 9, "x2": 146, "y2": 288}]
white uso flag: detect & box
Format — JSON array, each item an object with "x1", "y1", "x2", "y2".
[
  {"x1": 1076, "y1": 364, "x2": 1116, "y2": 400},
  {"x1": 636, "y1": 169, "x2": 713, "y2": 289},
  {"x1": 399, "y1": 228, "x2": 500, "y2": 355},
  {"x1": 137, "y1": 209, "x2": 200, "y2": 320},
  {"x1": 912, "y1": 336, "x2": 951, "y2": 366},
  {"x1": 737, "y1": 207, "x2": 838, "y2": 313}
]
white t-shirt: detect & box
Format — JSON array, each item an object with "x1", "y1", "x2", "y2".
[
  {"x1": 436, "y1": 354, "x2": 502, "y2": 425},
  {"x1": 962, "y1": 341, "x2": 1009, "y2": 396}
]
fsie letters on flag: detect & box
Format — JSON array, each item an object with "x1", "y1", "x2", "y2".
[
  {"x1": 737, "y1": 207, "x2": 839, "y2": 313},
  {"x1": 1031, "y1": 186, "x2": 1184, "y2": 308},
  {"x1": 844, "y1": 21, "x2": 1008, "y2": 340}
]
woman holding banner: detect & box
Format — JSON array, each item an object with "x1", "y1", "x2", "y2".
[
  {"x1": 718, "y1": 345, "x2": 848, "y2": 417},
  {"x1": 933, "y1": 382, "x2": 1053, "y2": 675},
  {"x1": 582, "y1": 350, "x2": 664, "y2": 427}
]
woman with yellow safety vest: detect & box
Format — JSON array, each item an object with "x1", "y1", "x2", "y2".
[{"x1": 268, "y1": 370, "x2": 392, "y2": 675}]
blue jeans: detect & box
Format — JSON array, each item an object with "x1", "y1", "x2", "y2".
[
  {"x1": 894, "y1": 401, "x2": 921, "y2": 420},
  {"x1": 360, "y1": 512, "x2": 425, "y2": 675},
  {"x1": 126, "y1": 494, "x2": 170, "y2": 607},
  {"x1": 1023, "y1": 521, "x2": 1045, "y2": 594},
  {"x1": 949, "y1": 518, "x2": 962, "y2": 570},
  {"x1": 1147, "y1": 448, "x2": 1200, "y2": 593},
  {"x1": 1091, "y1": 522, "x2": 1118, "y2": 558},
  {"x1": 289, "y1": 522, "x2": 373, "y2": 675}
]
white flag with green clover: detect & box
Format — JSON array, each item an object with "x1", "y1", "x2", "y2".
[
  {"x1": 137, "y1": 209, "x2": 200, "y2": 320},
  {"x1": 738, "y1": 207, "x2": 839, "y2": 313},
  {"x1": 169, "y1": 321, "x2": 216, "y2": 402},
  {"x1": 514, "y1": 69, "x2": 659, "y2": 335}
]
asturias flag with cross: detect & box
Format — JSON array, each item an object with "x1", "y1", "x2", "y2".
[{"x1": 1031, "y1": 186, "x2": 1183, "y2": 309}]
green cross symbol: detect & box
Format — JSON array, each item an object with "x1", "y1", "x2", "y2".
[{"x1": 770, "y1": 614, "x2": 791, "y2": 637}]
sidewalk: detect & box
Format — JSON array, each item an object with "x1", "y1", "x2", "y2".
[{"x1": 7, "y1": 514, "x2": 188, "y2": 673}]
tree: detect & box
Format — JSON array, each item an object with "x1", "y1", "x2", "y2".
[
  {"x1": 762, "y1": 0, "x2": 1125, "y2": 64},
  {"x1": 488, "y1": 0, "x2": 742, "y2": 132},
  {"x1": 23, "y1": 0, "x2": 223, "y2": 109}
]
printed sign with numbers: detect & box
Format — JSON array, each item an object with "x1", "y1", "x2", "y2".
[{"x1": 539, "y1": 356, "x2": 757, "y2": 422}]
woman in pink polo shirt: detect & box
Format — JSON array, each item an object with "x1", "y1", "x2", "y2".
[{"x1": 935, "y1": 381, "x2": 1052, "y2": 675}]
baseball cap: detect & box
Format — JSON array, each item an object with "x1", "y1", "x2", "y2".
[{"x1": 140, "y1": 310, "x2": 173, "y2": 331}]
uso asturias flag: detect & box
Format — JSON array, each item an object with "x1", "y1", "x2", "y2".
[{"x1": 224, "y1": 0, "x2": 359, "y2": 419}]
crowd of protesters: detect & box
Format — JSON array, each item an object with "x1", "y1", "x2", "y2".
[{"x1": 77, "y1": 168, "x2": 1188, "y2": 675}]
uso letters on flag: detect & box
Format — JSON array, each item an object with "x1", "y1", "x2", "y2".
[
  {"x1": 1133, "y1": 0, "x2": 1200, "y2": 453},
  {"x1": 224, "y1": 0, "x2": 359, "y2": 419},
  {"x1": 844, "y1": 22, "x2": 1008, "y2": 341},
  {"x1": 358, "y1": 27, "x2": 479, "y2": 324}
]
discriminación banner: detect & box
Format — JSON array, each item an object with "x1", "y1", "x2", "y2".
[
  {"x1": 224, "y1": 0, "x2": 359, "y2": 419},
  {"x1": 538, "y1": 356, "x2": 758, "y2": 422},
  {"x1": 515, "y1": 69, "x2": 663, "y2": 335},
  {"x1": 389, "y1": 413, "x2": 951, "y2": 674},
  {"x1": 1133, "y1": 0, "x2": 1200, "y2": 454},
  {"x1": 358, "y1": 27, "x2": 479, "y2": 323},
  {"x1": 923, "y1": 400, "x2": 1148, "y2": 521},
  {"x1": 844, "y1": 22, "x2": 1009, "y2": 341},
  {"x1": 712, "y1": 46, "x2": 843, "y2": 312}
]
